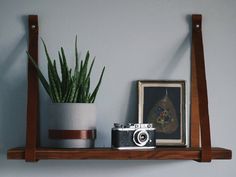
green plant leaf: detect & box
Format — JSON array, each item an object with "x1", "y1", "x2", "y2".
[
  {"x1": 53, "y1": 60, "x2": 62, "y2": 100},
  {"x1": 41, "y1": 38, "x2": 63, "y2": 101},
  {"x1": 86, "y1": 57, "x2": 95, "y2": 81},
  {"x1": 48, "y1": 62, "x2": 60, "y2": 102},
  {"x1": 28, "y1": 37, "x2": 105, "y2": 103},
  {"x1": 61, "y1": 47, "x2": 70, "y2": 96},
  {"x1": 75, "y1": 35, "x2": 79, "y2": 72},
  {"x1": 58, "y1": 51, "x2": 67, "y2": 96},
  {"x1": 85, "y1": 78, "x2": 90, "y2": 102},
  {"x1": 89, "y1": 66, "x2": 105, "y2": 103},
  {"x1": 80, "y1": 51, "x2": 90, "y2": 85},
  {"x1": 26, "y1": 52, "x2": 50, "y2": 96},
  {"x1": 41, "y1": 38, "x2": 53, "y2": 66}
]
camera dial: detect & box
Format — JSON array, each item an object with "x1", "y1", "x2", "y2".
[{"x1": 133, "y1": 129, "x2": 149, "y2": 147}]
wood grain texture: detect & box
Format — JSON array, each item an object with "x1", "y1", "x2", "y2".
[
  {"x1": 7, "y1": 147, "x2": 232, "y2": 160},
  {"x1": 190, "y1": 29, "x2": 200, "y2": 148},
  {"x1": 191, "y1": 14, "x2": 212, "y2": 162},
  {"x1": 25, "y1": 15, "x2": 39, "y2": 162}
]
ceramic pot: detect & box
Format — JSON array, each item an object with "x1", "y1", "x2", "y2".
[{"x1": 48, "y1": 103, "x2": 96, "y2": 148}]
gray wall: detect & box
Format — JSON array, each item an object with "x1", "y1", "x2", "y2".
[{"x1": 0, "y1": 0, "x2": 235, "y2": 176}]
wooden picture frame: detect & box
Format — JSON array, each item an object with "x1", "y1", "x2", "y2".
[{"x1": 138, "y1": 80, "x2": 186, "y2": 146}]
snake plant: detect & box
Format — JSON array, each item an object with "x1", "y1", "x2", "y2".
[{"x1": 27, "y1": 37, "x2": 105, "y2": 103}]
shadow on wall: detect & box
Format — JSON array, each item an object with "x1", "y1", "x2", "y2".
[
  {"x1": 123, "y1": 32, "x2": 189, "y2": 125},
  {"x1": 0, "y1": 15, "x2": 28, "y2": 153},
  {"x1": 159, "y1": 33, "x2": 190, "y2": 78},
  {"x1": 125, "y1": 81, "x2": 138, "y2": 124},
  {"x1": 159, "y1": 15, "x2": 192, "y2": 78},
  {"x1": 124, "y1": 15, "x2": 192, "y2": 125},
  {"x1": 147, "y1": 15, "x2": 191, "y2": 79}
]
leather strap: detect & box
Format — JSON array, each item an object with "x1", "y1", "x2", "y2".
[
  {"x1": 49, "y1": 129, "x2": 96, "y2": 139},
  {"x1": 191, "y1": 14, "x2": 212, "y2": 162},
  {"x1": 25, "y1": 15, "x2": 39, "y2": 162}
]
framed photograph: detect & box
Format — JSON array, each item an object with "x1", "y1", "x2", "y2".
[{"x1": 138, "y1": 80, "x2": 186, "y2": 146}]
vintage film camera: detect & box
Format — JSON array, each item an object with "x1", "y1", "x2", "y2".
[{"x1": 111, "y1": 123, "x2": 156, "y2": 149}]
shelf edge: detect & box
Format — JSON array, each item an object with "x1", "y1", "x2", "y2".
[{"x1": 7, "y1": 147, "x2": 232, "y2": 161}]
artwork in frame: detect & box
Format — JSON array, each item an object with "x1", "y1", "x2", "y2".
[{"x1": 138, "y1": 80, "x2": 186, "y2": 146}]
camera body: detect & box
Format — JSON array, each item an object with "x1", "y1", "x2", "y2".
[{"x1": 111, "y1": 123, "x2": 156, "y2": 149}]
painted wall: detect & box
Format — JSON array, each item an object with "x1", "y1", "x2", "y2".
[{"x1": 0, "y1": 0, "x2": 235, "y2": 176}]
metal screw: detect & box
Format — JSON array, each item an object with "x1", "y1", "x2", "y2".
[
  {"x1": 196, "y1": 24, "x2": 200, "y2": 28},
  {"x1": 32, "y1": 25, "x2": 36, "y2": 29}
]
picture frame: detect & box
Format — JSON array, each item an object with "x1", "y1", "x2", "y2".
[{"x1": 138, "y1": 80, "x2": 186, "y2": 146}]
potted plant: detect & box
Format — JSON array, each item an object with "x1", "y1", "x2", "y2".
[{"x1": 27, "y1": 36, "x2": 105, "y2": 148}]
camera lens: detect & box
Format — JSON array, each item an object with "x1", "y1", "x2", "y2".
[
  {"x1": 133, "y1": 129, "x2": 149, "y2": 147},
  {"x1": 139, "y1": 133, "x2": 147, "y2": 142}
]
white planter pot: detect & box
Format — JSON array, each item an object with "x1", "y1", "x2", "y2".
[{"x1": 48, "y1": 103, "x2": 96, "y2": 148}]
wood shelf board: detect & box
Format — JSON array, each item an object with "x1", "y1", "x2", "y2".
[{"x1": 8, "y1": 147, "x2": 231, "y2": 160}]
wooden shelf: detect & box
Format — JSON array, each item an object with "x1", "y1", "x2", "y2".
[
  {"x1": 7, "y1": 14, "x2": 232, "y2": 162},
  {"x1": 8, "y1": 147, "x2": 231, "y2": 160}
]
